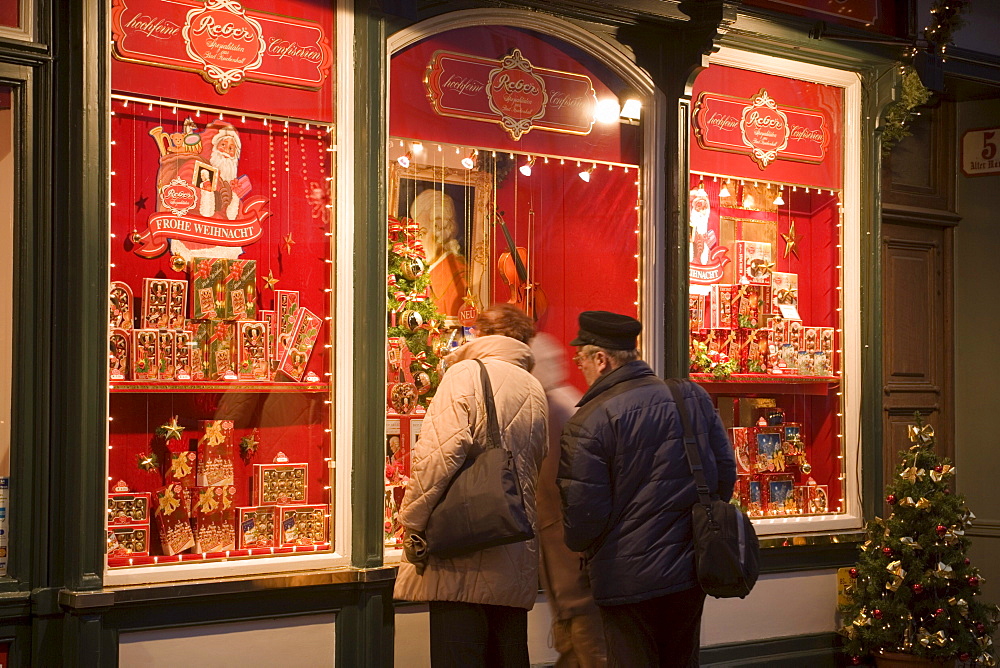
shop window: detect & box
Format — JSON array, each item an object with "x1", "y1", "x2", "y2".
[
  {"x1": 106, "y1": 0, "x2": 338, "y2": 578},
  {"x1": 383, "y1": 25, "x2": 646, "y2": 550},
  {"x1": 688, "y1": 50, "x2": 863, "y2": 536}
]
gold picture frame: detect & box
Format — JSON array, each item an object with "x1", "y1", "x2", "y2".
[{"x1": 389, "y1": 162, "x2": 493, "y2": 324}]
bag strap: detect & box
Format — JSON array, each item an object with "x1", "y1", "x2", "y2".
[
  {"x1": 475, "y1": 360, "x2": 503, "y2": 451},
  {"x1": 665, "y1": 379, "x2": 714, "y2": 508}
]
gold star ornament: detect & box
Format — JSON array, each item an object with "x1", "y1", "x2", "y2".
[
  {"x1": 263, "y1": 270, "x2": 279, "y2": 290},
  {"x1": 282, "y1": 233, "x2": 296, "y2": 255},
  {"x1": 159, "y1": 416, "x2": 184, "y2": 442},
  {"x1": 781, "y1": 220, "x2": 802, "y2": 259}
]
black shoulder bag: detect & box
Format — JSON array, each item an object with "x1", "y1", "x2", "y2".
[
  {"x1": 421, "y1": 360, "x2": 534, "y2": 559},
  {"x1": 666, "y1": 379, "x2": 759, "y2": 599}
]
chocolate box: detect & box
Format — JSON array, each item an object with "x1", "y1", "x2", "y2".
[
  {"x1": 237, "y1": 320, "x2": 270, "y2": 381},
  {"x1": 109, "y1": 281, "x2": 134, "y2": 330},
  {"x1": 254, "y1": 462, "x2": 308, "y2": 506},
  {"x1": 237, "y1": 506, "x2": 277, "y2": 549},
  {"x1": 729, "y1": 427, "x2": 755, "y2": 475},
  {"x1": 142, "y1": 278, "x2": 187, "y2": 329},
  {"x1": 154, "y1": 482, "x2": 195, "y2": 556},
  {"x1": 189, "y1": 257, "x2": 228, "y2": 320},
  {"x1": 196, "y1": 420, "x2": 235, "y2": 487},
  {"x1": 191, "y1": 485, "x2": 237, "y2": 553},
  {"x1": 131, "y1": 329, "x2": 159, "y2": 381},
  {"x1": 277, "y1": 307, "x2": 322, "y2": 382},
  {"x1": 108, "y1": 492, "x2": 152, "y2": 526},
  {"x1": 276, "y1": 505, "x2": 328, "y2": 547},
  {"x1": 107, "y1": 525, "x2": 150, "y2": 557},
  {"x1": 274, "y1": 290, "x2": 300, "y2": 362},
  {"x1": 771, "y1": 271, "x2": 800, "y2": 321},
  {"x1": 109, "y1": 328, "x2": 130, "y2": 380}
]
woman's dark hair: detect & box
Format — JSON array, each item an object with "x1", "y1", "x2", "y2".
[{"x1": 475, "y1": 303, "x2": 535, "y2": 343}]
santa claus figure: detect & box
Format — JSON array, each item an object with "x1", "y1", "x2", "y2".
[{"x1": 207, "y1": 124, "x2": 243, "y2": 221}]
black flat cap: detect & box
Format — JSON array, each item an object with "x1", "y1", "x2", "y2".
[{"x1": 569, "y1": 311, "x2": 641, "y2": 350}]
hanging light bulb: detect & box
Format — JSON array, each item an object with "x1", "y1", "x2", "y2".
[
  {"x1": 719, "y1": 180, "x2": 731, "y2": 198},
  {"x1": 461, "y1": 149, "x2": 478, "y2": 170},
  {"x1": 519, "y1": 156, "x2": 536, "y2": 177},
  {"x1": 773, "y1": 188, "x2": 785, "y2": 206},
  {"x1": 396, "y1": 151, "x2": 411, "y2": 168},
  {"x1": 579, "y1": 164, "x2": 595, "y2": 182},
  {"x1": 743, "y1": 192, "x2": 755, "y2": 209},
  {"x1": 695, "y1": 181, "x2": 708, "y2": 197},
  {"x1": 411, "y1": 141, "x2": 424, "y2": 154}
]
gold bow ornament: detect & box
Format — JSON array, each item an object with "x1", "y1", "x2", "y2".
[
  {"x1": 886, "y1": 560, "x2": 906, "y2": 591},
  {"x1": 900, "y1": 467, "x2": 926, "y2": 484},
  {"x1": 933, "y1": 562, "x2": 953, "y2": 579},
  {"x1": 908, "y1": 423, "x2": 935, "y2": 444},
  {"x1": 917, "y1": 627, "x2": 948, "y2": 648},
  {"x1": 899, "y1": 536, "x2": 922, "y2": 550},
  {"x1": 929, "y1": 464, "x2": 955, "y2": 482},
  {"x1": 947, "y1": 597, "x2": 969, "y2": 617}
]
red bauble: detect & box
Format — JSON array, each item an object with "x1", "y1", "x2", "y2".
[
  {"x1": 934, "y1": 465, "x2": 943, "y2": 473},
  {"x1": 964, "y1": 558, "x2": 971, "y2": 565},
  {"x1": 936, "y1": 524, "x2": 947, "y2": 535},
  {"x1": 935, "y1": 608, "x2": 944, "y2": 617},
  {"x1": 873, "y1": 609, "x2": 883, "y2": 619},
  {"x1": 849, "y1": 568, "x2": 858, "y2": 579},
  {"x1": 887, "y1": 494, "x2": 896, "y2": 505},
  {"x1": 883, "y1": 546, "x2": 893, "y2": 556},
  {"x1": 913, "y1": 583, "x2": 924, "y2": 594},
  {"x1": 977, "y1": 623, "x2": 986, "y2": 634},
  {"x1": 960, "y1": 653, "x2": 971, "y2": 662},
  {"x1": 969, "y1": 576, "x2": 980, "y2": 587},
  {"x1": 850, "y1": 658, "x2": 861, "y2": 666}
]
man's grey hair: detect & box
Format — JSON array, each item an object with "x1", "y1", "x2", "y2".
[{"x1": 580, "y1": 344, "x2": 640, "y2": 366}]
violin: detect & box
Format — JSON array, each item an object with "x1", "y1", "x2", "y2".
[{"x1": 493, "y1": 210, "x2": 548, "y2": 321}]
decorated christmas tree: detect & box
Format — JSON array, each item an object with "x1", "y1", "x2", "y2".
[
  {"x1": 841, "y1": 415, "x2": 999, "y2": 665},
  {"x1": 386, "y1": 215, "x2": 450, "y2": 408}
]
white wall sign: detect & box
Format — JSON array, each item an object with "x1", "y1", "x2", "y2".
[{"x1": 961, "y1": 128, "x2": 1000, "y2": 177}]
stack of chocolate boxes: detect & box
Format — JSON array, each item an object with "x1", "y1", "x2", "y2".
[
  {"x1": 689, "y1": 240, "x2": 836, "y2": 376},
  {"x1": 237, "y1": 456, "x2": 328, "y2": 549},
  {"x1": 720, "y1": 397, "x2": 829, "y2": 518},
  {"x1": 108, "y1": 258, "x2": 322, "y2": 383},
  {"x1": 107, "y1": 481, "x2": 152, "y2": 558}
]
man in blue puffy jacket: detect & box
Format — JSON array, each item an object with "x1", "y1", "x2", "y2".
[{"x1": 557, "y1": 311, "x2": 736, "y2": 667}]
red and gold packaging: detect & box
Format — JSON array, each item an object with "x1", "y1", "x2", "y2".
[
  {"x1": 802, "y1": 326, "x2": 821, "y2": 353},
  {"x1": 765, "y1": 473, "x2": 796, "y2": 516},
  {"x1": 174, "y1": 328, "x2": 193, "y2": 380},
  {"x1": 274, "y1": 290, "x2": 300, "y2": 362},
  {"x1": 142, "y1": 278, "x2": 187, "y2": 329},
  {"x1": 741, "y1": 327, "x2": 772, "y2": 374},
  {"x1": 735, "y1": 240, "x2": 773, "y2": 286},
  {"x1": 109, "y1": 328, "x2": 130, "y2": 380},
  {"x1": 729, "y1": 427, "x2": 755, "y2": 474},
  {"x1": 196, "y1": 420, "x2": 234, "y2": 487},
  {"x1": 254, "y1": 462, "x2": 308, "y2": 506},
  {"x1": 277, "y1": 307, "x2": 322, "y2": 382},
  {"x1": 276, "y1": 505, "x2": 328, "y2": 546},
  {"x1": 108, "y1": 525, "x2": 150, "y2": 557},
  {"x1": 154, "y1": 482, "x2": 194, "y2": 556},
  {"x1": 259, "y1": 309, "x2": 277, "y2": 368},
  {"x1": 165, "y1": 451, "x2": 197, "y2": 487},
  {"x1": 709, "y1": 284, "x2": 739, "y2": 329},
  {"x1": 192, "y1": 484, "x2": 237, "y2": 553},
  {"x1": 189, "y1": 257, "x2": 228, "y2": 320},
  {"x1": 109, "y1": 281, "x2": 134, "y2": 330},
  {"x1": 157, "y1": 329, "x2": 176, "y2": 380},
  {"x1": 708, "y1": 328, "x2": 740, "y2": 363},
  {"x1": 108, "y1": 491, "x2": 152, "y2": 526},
  {"x1": 772, "y1": 271, "x2": 800, "y2": 320},
  {"x1": 785, "y1": 320, "x2": 803, "y2": 350},
  {"x1": 131, "y1": 329, "x2": 159, "y2": 381},
  {"x1": 237, "y1": 506, "x2": 277, "y2": 549},
  {"x1": 689, "y1": 293, "x2": 707, "y2": 331},
  {"x1": 237, "y1": 320, "x2": 270, "y2": 381},
  {"x1": 194, "y1": 320, "x2": 236, "y2": 380},
  {"x1": 222, "y1": 258, "x2": 257, "y2": 320}
]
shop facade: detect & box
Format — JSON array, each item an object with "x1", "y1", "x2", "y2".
[{"x1": 0, "y1": 0, "x2": 995, "y2": 665}]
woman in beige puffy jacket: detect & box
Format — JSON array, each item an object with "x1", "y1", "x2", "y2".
[{"x1": 394, "y1": 304, "x2": 548, "y2": 667}]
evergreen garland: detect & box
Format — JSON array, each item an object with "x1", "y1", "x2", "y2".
[
  {"x1": 386, "y1": 216, "x2": 450, "y2": 405},
  {"x1": 840, "y1": 415, "x2": 999, "y2": 665}
]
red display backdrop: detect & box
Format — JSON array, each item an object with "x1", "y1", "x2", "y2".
[
  {"x1": 691, "y1": 64, "x2": 843, "y2": 191},
  {"x1": 391, "y1": 25, "x2": 641, "y2": 166},
  {"x1": 0, "y1": 1, "x2": 18, "y2": 29},
  {"x1": 111, "y1": 0, "x2": 335, "y2": 122}
]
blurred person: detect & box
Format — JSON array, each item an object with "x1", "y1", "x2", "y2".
[
  {"x1": 530, "y1": 332, "x2": 607, "y2": 668},
  {"x1": 558, "y1": 311, "x2": 736, "y2": 667},
  {"x1": 394, "y1": 304, "x2": 548, "y2": 667}
]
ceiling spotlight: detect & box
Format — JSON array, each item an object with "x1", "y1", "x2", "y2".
[
  {"x1": 719, "y1": 181, "x2": 731, "y2": 198},
  {"x1": 595, "y1": 98, "x2": 621, "y2": 124},
  {"x1": 773, "y1": 190, "x2": 785, "y2": 206},
  {"x1": 695, "y1": 181, "x2": 708, "y2": 197},
  {"x1": 519, "y1": 156, "x2": 536, "y2": 177},
  {"x1": 579, "y1": 165, "x2": 595, "y2": 182},
  {"x1": 396, "y1": 152, "x2": 411, "y2": 168},
  {"x1": 461, "y1": 149, "x2": 478, "y2": 170},
  {"x1": 620, "y1": 98, "x2": 642, "y2": 121}
]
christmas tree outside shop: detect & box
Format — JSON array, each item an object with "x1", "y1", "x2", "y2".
[{"x1": 840, "y1": 415, "x2": 999, "y2": 665}]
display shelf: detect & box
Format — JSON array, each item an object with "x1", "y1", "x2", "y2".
[
  {"x1": 108, "y1": 542, "x2": 332, "y2": 568},
  {"x1": 691, "y1": 373, "x2": 840, "y2": 396},
  {"x1": 109, "y1": 381, "x2": 330, "y2": 394}
]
